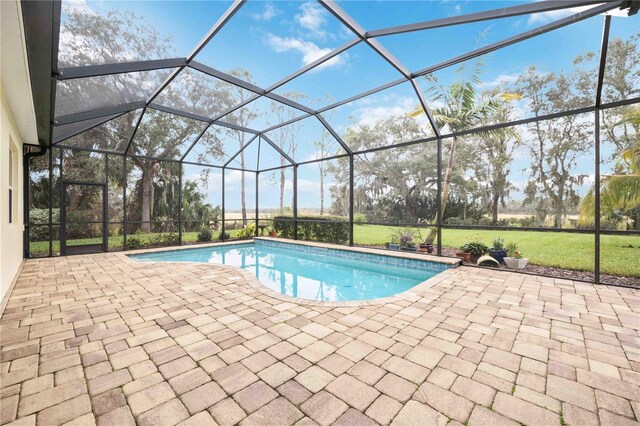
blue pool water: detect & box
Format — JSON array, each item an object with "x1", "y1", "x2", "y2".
[{"x1": 129, "y1": 240, "x2": 452, "y2": 302}]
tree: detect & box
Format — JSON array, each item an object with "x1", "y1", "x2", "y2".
[
  {"x1": 329, "y1": 115, "x2": 433, "y2": 221},
  {"x1": 411, "y1": 62, "x2": 505, "y2": 242},
  {"x1": 579, "y1": 107, "x2": 640, "y2": 229},
  {"x1": 517, "y1": 67, "x2": 593, "y2": 228},
  {"x1": 313, "y1": 126, "x2": 335, "y2": 215},
  {"x1": 181, "y1": 180, "x2": 221, "y2": 231},
  {"x1": 269, "y1": 93, "x2": 307, "y2": 214},
  {"x1": 59, "y1": 6, "x2": 232, "y2": 232},
  {"x1": 217, "y1": 70, "x2": 262, "y2": 226},
  {"x1": 599, "y1": 32, "x2": 640, "y2": 160},
  {"x1": 469, "y1": 89, "x2": 521, "y2": 223}
]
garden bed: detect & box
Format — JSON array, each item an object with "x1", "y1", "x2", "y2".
[{"x1": 359, "y1": 243, "x2": 640, "y2": 288}]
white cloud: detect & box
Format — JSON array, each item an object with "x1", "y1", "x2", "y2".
[
  {"x1": 479, "y1": 73, "x2": 519, "y2": 89},
  {"x1": 266, "y1": 34, "x2": 345, "y2": 70},
  {"x1": 295, "y1": 2, "x2": 328, "y2": 38},
  {"x1": 527, "y1": 4, "x2": 602, "y2": 25},
  {"x1": 352, "y1": 96, "x2": 429, "y2": 128},
  {"x1": 62, "y1": 0, "x2": 96, "y2": 15},
  {"x1": 251, "y1": 3, "x2": 281, "y2": 21}
]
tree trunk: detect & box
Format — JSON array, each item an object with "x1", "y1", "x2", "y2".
[
  {"x1": 319, "y1": 163, "x2": 325, "y2": 216},
  {"x1": 424, "y1": 136, "x2": 458, "y2": 244},
  {"x1": 279, "y1": 159, "x2": 285, "y2": 214},
  {"x1": 240, "y1": 151, "x2": 247, "y2": 226},
  {"x1": 440, "y1": 136, "x2": 458, "y2": 219},
  {"x1": 141, "y1": 167, "x2": 153, "y2": 233},
  {"x1": 554, "y1": 205, "x2": 563, "y2": 228},
  {"x1": 491, "y1": 192, "x2": 500, "y2": 224}
]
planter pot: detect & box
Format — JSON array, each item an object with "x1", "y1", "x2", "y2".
[
  {"x1": 504, "y1": 257, "x2": 529, "y2": 269},
  {"x1": 419, "y1": 244, "x2": 434, "y2": 254},
  {"x1": 455, "y1": 251, "x2": 471, "y2": 263},
  {"x1": 389, "y1": 244, "x2": 399, "y2": 251},
  {"x1": 488, "y1": 248, "x2": 507, "y2": 264},
  {"x1": 269, "y1": 231, "x2": 277, "y2": 237},
  {"x1": 401, "y1": 246, "x2": 417, "y2": 252},
  {"x1": 385, "y1": 242, "x2": 390, "y2": 249}
]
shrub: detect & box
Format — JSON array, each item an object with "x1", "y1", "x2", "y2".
[
  {"x1": 237, "y1": 223, "x2": 256, "y2": 239},
  {"x1": 273, "y1": 215, "x2": 348, "y2": 244},
  {"x1": 354, "y1": 213, "x2": 367, "y2": 224},
  {"x1": 29, "y1": 208, "x2": 59, "y2": 225},
  {"x1": 197, "y1": 227, "x2": 212, "y2": 242},
  {"x1": 517, "y1": 216, "x2": 536, "y2": 228},
  {"x1": 460, "y1": 241, "x2": 489, "y2": 256},
  {"x1": 126, "y1": 236, "x2": 143, "y2": 250},
  {"x1": 478, "y1": 217, "x2": 493, "y2": 226},
  {"x1": 153, "y1": 233, "x2": 179, "y2": 246},
  {"x1": 461, "y1": 218, "x2": 478, "y2": 225},
  {"x1": 218, "y1": 231, "x2": 230, "y2": 241},
  {"x1": 445, "y1": 217, "x2": 462, "y2": 225}
]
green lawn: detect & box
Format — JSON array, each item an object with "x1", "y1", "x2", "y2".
[
  {"x1": 353, "y1": 224, "x2": 639, "y2": 277},
  {"x1": 30, "y1": 224, "x2": 638, "y2": 277}
]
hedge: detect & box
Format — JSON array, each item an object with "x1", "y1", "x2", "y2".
[{"x1": 272, "y1": 215, "x2": 349, "y2": 244}]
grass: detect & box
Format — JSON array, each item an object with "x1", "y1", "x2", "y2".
[
  {"x1": 30, "y1": 224, "x2": 638, "y2": 277},
  {"x1": 30, "y1": 229, "x2": 240, "y2": 255},
  {"x1": 353, "y1": 224, "x2": 639, "y2": 277}
]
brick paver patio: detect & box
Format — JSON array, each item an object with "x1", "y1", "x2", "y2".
[{"x1": 1, "y1": 249, "x2": 639, "y2": 425}]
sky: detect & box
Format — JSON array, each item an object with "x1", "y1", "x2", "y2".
[{"x1": 59, "y1": 0, "x2": 639, "y2": 210}]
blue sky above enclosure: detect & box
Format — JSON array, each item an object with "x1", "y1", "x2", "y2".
[{"x1": 55, "y1": 0, "x2": 639, "y2": 165}]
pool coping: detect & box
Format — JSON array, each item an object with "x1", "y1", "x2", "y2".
[
  {"x1": 121, "y1": 237, "x2": 462, "y2": 307},
  {"x1": 254, "y1": 237, "x2": 461, "y2": 266}
]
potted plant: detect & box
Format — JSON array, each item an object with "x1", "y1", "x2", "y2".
[
  {"x1": 504, "y1": 243, "x2": 528, "y2": 269},
  {"x1": 397, "y1": 228, "x2": 417, "y2": 251},
  {"x1": 489, "y1": 237, "x2": 507, "y2": 264},
  {"x1": 388, "y1": 234, "x2": 399, "y2": 250},
  {"x1": 401, "y1": 242, "x2": 417, "y2": 252},
  {"x1": 268, "y1": 227, "x2": 277, "y2": 237},
  {"x1": 458, "y1": 241, "x2": 489, "y2": 263},
  {"x1": 455, "y1": 246, "x2": 471, "y2": 263}
]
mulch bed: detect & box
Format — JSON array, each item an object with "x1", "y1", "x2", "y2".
[{"x1": 364, "y1": 244, "x2": 640, "y2": 289}]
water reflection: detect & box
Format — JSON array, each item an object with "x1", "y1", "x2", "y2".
[{"x1": 133, "y1": 244, "x2": 435, "y2": 302}]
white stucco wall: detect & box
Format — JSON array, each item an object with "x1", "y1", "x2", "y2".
[{"x1": 0, "y1": 88, "x2": 25, "y2": 305}]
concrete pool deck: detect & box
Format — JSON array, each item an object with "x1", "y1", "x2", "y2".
[{"x1": 0, "y1": 244, "x2": 638, "y2": 425}]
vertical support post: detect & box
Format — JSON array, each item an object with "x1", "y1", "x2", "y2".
[
  {"x1": 48, "y1": 148, "x2": 53, "y2": 257},
  {"x1": 594, "y1": 110, "x2": 601, "y2": 284},
  {"x1": 256, "y1": 138, "x2": 261, "y2": 237},
  {"x1": 104, "y1": 154, "x2": 109, "y2": 252},
  {"x1": 349, "y1": 154, "x2": 354, "y2": 246},
  {"x1": 122, "y1": 155, "x2": 127, "y2": 250},
  {"x1": 593, "y1": 15, "x2": 610, "y2": 285},
  {"x1": 59, "y1": 148, "x2": 64, "y2": 256},
  {"x1": 221, "y1": 168, "x2": 226, "y2": 240},
  {"x1": 255, "y1": 171, "x2": 259, "y2": 237},
  {"x1": 436, "y1": 138, "x2": 443, "y2": 256},
  {"x1": 178, "y1": 162, "x2": 183, "y2": 245},
  {"x1": 293, "y1": 164, "x2": 298, "y2": 240}
]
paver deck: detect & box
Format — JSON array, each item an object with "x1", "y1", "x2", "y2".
[{"x1": 1, "y1": 249, "x2": 639, "y2": 425}]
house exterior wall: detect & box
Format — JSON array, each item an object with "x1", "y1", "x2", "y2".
[{"x1": 0, "y1": 88, "x2": 25, "y2": 306}]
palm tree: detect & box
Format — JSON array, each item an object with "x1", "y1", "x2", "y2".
[
  {"x1": 579, "y1": 108, "x2": 640, "y2": 229},
  {"x1": 409, "y1": 63, "x2": 508, "y2": 243}
]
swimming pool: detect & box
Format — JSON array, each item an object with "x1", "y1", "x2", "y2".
[{"x1": 129, "y1": 239, "x2": 455, "y2": 302}]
